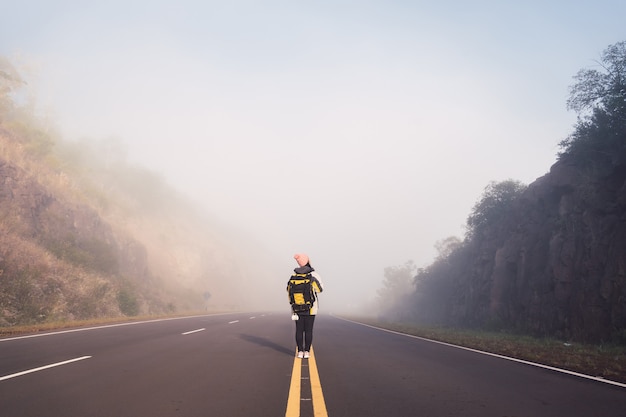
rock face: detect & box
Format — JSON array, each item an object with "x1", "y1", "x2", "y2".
[
  {"x1": 0, "y1": 127, "x2": 251, "y2": 325},
  {"x1": 0, "y1": 160, "x2": 149, "y2": 279},
  {"x1": 451, "y1": 158, "x2": 626, "y2": 342},
  {"x1": 0, "y1": 157, "x2": 155, "y2": 323}
]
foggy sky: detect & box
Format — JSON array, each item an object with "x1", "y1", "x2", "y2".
[{"x1": 1, "y1": 0, "x2": 624, "y2": 312}]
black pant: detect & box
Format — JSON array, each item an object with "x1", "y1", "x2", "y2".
[{"x1": 295, "y1": 314, "x2": 316, "y2": 352}]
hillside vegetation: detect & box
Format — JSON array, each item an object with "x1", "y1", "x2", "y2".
[
  {"x1": 379, "y1": 41, "x2": 626, "y2": 344},
  {"x1": 0, "y1": 57, "x2": 269, "y2": 326}
]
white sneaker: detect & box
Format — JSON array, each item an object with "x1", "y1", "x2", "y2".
[
  {"x1": 297, "y1": 351, "x2": 304, "y2": 359},
  {"x1": 303, "y1": 351, "x2": 310, "y2": 359}
]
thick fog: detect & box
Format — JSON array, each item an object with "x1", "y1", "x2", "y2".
[{"x1": 1, "y1": 1, "x2": 624, "y2": 314}]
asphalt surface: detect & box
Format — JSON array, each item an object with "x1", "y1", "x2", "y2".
[{"x1": 1, "y1": 313, "x2": 625, "y2": 417}]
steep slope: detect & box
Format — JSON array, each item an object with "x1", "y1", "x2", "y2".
[
  {"x1": 448, "y1": 156, "x2": 626, "y2": 342},
  {"x1": 0, "y1": 123, "x2": 254, "y2": 326}
]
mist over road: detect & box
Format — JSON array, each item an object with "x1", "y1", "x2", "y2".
[{"x1": 1, "y1": 313, "x2": 624, "y2": 416}]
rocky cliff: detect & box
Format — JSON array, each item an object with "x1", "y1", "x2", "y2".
[{"x1": 448, "y1": 155, "x2": 626, "y2": 342}]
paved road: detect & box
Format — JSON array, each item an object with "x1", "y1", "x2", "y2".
[{"x1": 1, "y1": 313, "x2": 624, "y2": 416}]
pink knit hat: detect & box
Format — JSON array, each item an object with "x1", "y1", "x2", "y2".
[{"x1": 294, "y1": 253, "x2": 309, "y2": 267}]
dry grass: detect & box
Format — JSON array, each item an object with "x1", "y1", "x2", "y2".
[{"x1": 350, "y1": 318, "x2": 626, "y2": 385}]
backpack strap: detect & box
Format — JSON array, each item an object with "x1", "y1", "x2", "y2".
[{"x1": 289, "y1": 273, "x2": 310, "y2": 285}]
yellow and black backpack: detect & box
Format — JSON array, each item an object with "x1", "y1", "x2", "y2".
[{"x1": 288, "y1": 273, "x2": 315, "y2": 313}]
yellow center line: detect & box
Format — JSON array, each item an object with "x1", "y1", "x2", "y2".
[
  {"x1": 285, "y1": 351, "x2": 302, "y2": 417},
  {"x1": 285, "y1": 348, "x2": 328, "y2": 417},
  {"x1": 308, "y1": 347, "x2": 328, "y2": 417}
]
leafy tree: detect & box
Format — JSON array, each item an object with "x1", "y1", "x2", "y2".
[
  {"x1": 377, "y1": 260, "x2": 416, "y2": 320},
  {"x1": 566, "y1": 41, "x2": 626, "y2": 117},
  {"x1": 466, "y1": 179, "x2": 527, "y2": 239},
  {"x1": 0, "y1": 56, "x2": 55, "y2": 159},
  {"x1": 117, "y1": 288, "x2": 139, "y2": 316},
  {"x1": 433, "y1": 236, "x2": 462, "y2": 261},
  {"x1": 411, "y1": 237, "x2": 469, "y2": 325},
  {"x1": 559, "y1": 41, "x2": 626, "y2": 167},
  {"x1": 0, "y1": 56, "x2": 24, "y2": 119}
]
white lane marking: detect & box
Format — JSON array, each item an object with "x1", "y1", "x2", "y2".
[
  {"x1": 0, "y1": 312, "x2": 236, "y2": 342},
  {"x1": 182, "y1": 328, "x2": 205, "y2": 335},
  {"x1": 250, "y1": 316, "x2": 256, "y2": 319},
  {"x1": 228, "y1": 320, "x2": 240, "y2": 324},
  {"x1": 0, "y1": 356, "x2": 92, "y2": 382},
  {"x1": 339, "y1": 317, "x2": 626, "y2": 389}
]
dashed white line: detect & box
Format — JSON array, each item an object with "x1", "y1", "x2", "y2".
[
  {"x1": 0, "y1": 356, "x2": 92, "y2": 382},
  {"x1": 228, "y1": 320, "x2": 240, "y2": 324},
  {"x1": 182, "y1": 328, "x2": 205, "y2": 335},
  {"x1": 0, "y1": 312, "x2": 235, "y2": 342}
]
